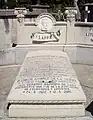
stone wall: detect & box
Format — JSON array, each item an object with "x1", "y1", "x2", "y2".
[
  {"x1": 0, "y1": 9, "x2": 93, "y2": 65},
  {"x1": 65, "y1": 22, "x2": 93, "y2": 65},
  {"x1": 0, "y1": 18, "x2": 13, "y2": 51}
]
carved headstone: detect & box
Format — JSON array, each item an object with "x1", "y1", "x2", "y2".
[
  {"x1": 7, "y1": 50, "x2": 86, "y2": 118},
  {"x1": 31, "y1": 13, "x2": 61, "y2": 44}
]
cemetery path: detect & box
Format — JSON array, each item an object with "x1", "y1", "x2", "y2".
[
  {"x1": 73, "y1": 64, "x2": 93, "y2": 117},
  {"x1": 0, "y1": 64, "x2": 93, "y2": 119}
]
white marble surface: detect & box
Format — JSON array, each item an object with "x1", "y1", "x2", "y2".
[
  {"x1": 9, "y1": 104, "x2": 85, "y2": 118},
  {"x1": 0, "y1": 64, "x2": 93, "y2": 119},
  {"x1": 7, "y1": 50, "x2": 86, "y2": 103},
  {"x1": 17, "y1": 22, "x2": 66, "y2": 45}
]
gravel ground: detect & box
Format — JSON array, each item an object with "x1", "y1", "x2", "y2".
[{"x1": 0, "y1": 64, "x2": 93, "y2": 119}]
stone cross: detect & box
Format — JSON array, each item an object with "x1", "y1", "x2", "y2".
[{"x1": 85, "y1": 5, "x2": 90, "y2": 22}]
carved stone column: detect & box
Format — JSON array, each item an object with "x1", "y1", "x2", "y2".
[
  {"x1": 14, "y1": 8, "x2": 27, "y2": 25},
  {"x1": 14, "y1": 8, "x2": 27, "y2": 44},
  {"x1": 65, "y1": 7, "x2": 77, "y2": 44}
]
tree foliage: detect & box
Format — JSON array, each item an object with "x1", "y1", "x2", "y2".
[
  {"x1": 41, "y1": 0, "x2": 74, "y2": 9},
  {"x1": 77, "y1": 0, "x2": 93, "y2": 13},
  {"x1": 0, "y1": 0, "x2": 6, "y2": 8},
  {"x1": 1, "y1": 0, "x2": 93, "y2": 10},
  {"x1": 0, "y1": 0, "x2": 74, "y2": 9},
  {"x1": 7, "y1": 0, "x2": 17, "y2": 9}
]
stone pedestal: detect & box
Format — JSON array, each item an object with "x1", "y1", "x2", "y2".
[{"x1": 7, "y1": 50, "x2": 86, "y2": 118}]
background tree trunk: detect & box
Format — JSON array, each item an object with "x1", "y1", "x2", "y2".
[{"x1": 74, "y1": 0, "x2": 81, "y2": 20}]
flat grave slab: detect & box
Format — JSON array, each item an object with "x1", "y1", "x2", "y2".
[{"x1": 7, "y1": 50, "x2": 86, "y2": 118}]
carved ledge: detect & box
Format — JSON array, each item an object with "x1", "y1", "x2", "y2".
[{"x1": 8, "y1": 100, "x2": 85, "y2": 104}]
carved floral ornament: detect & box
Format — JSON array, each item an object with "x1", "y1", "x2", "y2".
[
  {"x1": 65, "y1": 9, "x2": 77, "y2": 17},
  {"x1": 14, "y1": 8, "x2": 27, "y2": 24},
  {"x1": 65, "y1": 9, "x2": 77, "y2": 23}
]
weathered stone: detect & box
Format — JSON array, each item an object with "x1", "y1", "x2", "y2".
[{"x1": 7, "y1": 50, "x2": 86, "y2": 118}]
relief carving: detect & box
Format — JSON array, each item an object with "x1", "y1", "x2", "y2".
[{"x1": 14, "y1": 8, "x2": 27, "y2": 25}]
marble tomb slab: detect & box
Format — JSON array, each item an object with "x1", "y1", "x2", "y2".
[{"x1": 7, "y1": 50, "x2": 86, "y2": 117}]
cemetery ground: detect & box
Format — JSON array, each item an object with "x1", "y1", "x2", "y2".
[{"x1": 0, "y1": 64, "x2": 93, "y2": 119}]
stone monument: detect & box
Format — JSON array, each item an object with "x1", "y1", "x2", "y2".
[
  {"x1": 15, "y1": 11, "x2": 65, "y2": 46},
  {"x1": 31, "y1": 13, "x2": 61, "y2": 44},
  {"x1": 6, "y1": 5, "x2": 86, "y2": 118},
  {"x1": 7, "y1": 50, "x2": 86, "y2": 118}
]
